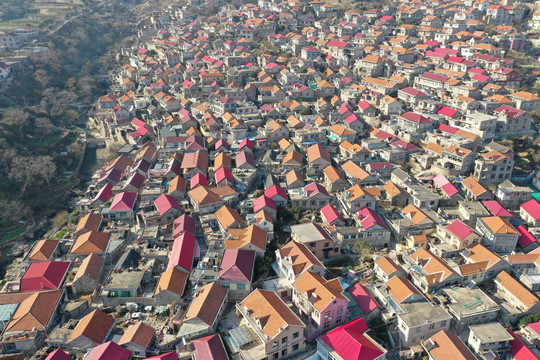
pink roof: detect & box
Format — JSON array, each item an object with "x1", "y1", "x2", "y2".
[
  {"x1": 154, "y1": 193, "x2": 181, "y2": 216},
  {"x1": 356, "y1": 207, "x2": 387, "y2": 230},
  {"x1": 320, "y1": 204, "x2": 345, "y2": 224},
  {"x1": 507, "y1": 329, "x2": 540, "y2": 360},
  {"x1": 168, "y1": 233, "x2": 197, "y2": 271},
  {"x1": 304, "y1": 182, "x2": 329, "y2": 197},
  {"x1": 483, "y1": 201, "x2": 512, "y2": 217},
  {"x1": 253, "y1": 195, "x2": 277, "y2": 213},
  {"x1": 219, "y1": 249, "x2": 255, "y2": 282},
  {"x1": 327, "y1": 40, "x2": 348, "y2": 48},
  {"x1": 110, "y1": 192, "x2": 137, "y2": 212},
  {"x1": 472, "y1": 74, "x2": 490, "y2": 82},
  {"x1": 433, "y1": 174, "x2": 450, "y2": 187},
  {"x1": 517, "y1": 225, "x2": 537, "y2": 248},
  {"x1": 390, "y1": 139, "x2": 418, "y2": 151},
  {"x1": 358, "y1": 100, "x2": 372, "y2": 111},
  {"x1": 144, "y1": 351, "x2": 179, "y2": 360},
  {"x1": 173, "y1": 214, "x2": 196, "y2": 237},
  {"x1": 191, "y1": 173, "x2": 208, "y2": 189},
  {"x1": 421, "y1": 72, "x2": 449, "y2": 83},
  {"x1": 85, "y1": 341, "x2": 131, "y2": 360},
  {"x1": 521, "y1": 199, "x2": 540, "y2": 220},
  {"x1": 215, "y1": 139, "x2": 229, "y2": 150},
  {"x1": 215, "y1": 167, "x2": 233, "y2": 184},
  {"x1": 348, "y1": 283, "x2": 382, "y2": 315},
  {"x1": 265, "y1": 184, "x2": 288, "y2": 200},
  {"x1": 45, "y1": 349, "x2": 72, "y2": 360},
  {"x1": 20, "y1": 261, "x2": 70, "y2": 292},
  {"x1": 446, "y1": 220, "x2": 475, "y2": 241},
  {"x1": 438, "y1": 123, "x2": 458, "y2": 134},
  {"x1": 369, "y1": 162, "x2": 391, "y2": 170},
  {"x1": 320, "y1": 318, "x2": 385, "y2": 360},
  {"x1": 399, "y1": 87, "x2": 428, "y2": 97}
]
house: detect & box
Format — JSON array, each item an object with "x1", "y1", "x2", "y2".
[
  {"x1": 103, "y1": 192, "x2": 138, "y2": 222},
  {"x1": 320, "y1": 204, "x2": 345, "y2": 227},
  {"x1": 264, "y1": 185, "x2": 288, "y2": 207},
  {"x1": 30, "y1": 243, "x2": 58, "y2": 270},
  {"x1": 475, "y1": 216, "x2": 519, "y2": 253},
  {"x1": 461, "y1": 177, "x2": 493, "y2": 201},
  {"x1": 495, "y1": 180, "x2": 533, "y2": 209},
  {"x1": 188, "y1": 186, "x2": 225, "y2": 214},
  {"x1": 341, "y1": 184, "x2": 377, "y2": 214},
  {"x1": 66, "y1": 309, "x2": 115, "y2": 350},
  {"x1": 151, "y1": 193, "x2": 182, "y2": 225},
  {"x1": 397, "y1": 302, "x2": 452, "y2": 347},
  {"x1": 316, "y1": 318, "x2": 387, "y2": 360},
  {"x1": 375, "y1": 275, "x2": 425, "y2": 305},
  {"x1": 226, "y1": 225, "x2": 267, "y2": 256},
  {"x1": 406, "y1": 248, "x2": 462, "y2": 293},
  {"x1": 289, "y1": 183, "x2": 331, "y2": 210},
  {"x1": 191, "y1": 334, "x2": 229, "y2": 360},
  {"x1": 219, "y1": 249, "x2": 256, "y2": 300},
  {"x1": 461, "y1": 243, "x2": 510, "y2": 280},
  {"x1": 520, "y1": 199, "x2": 540, "y2": 227},
  {"x1": 70, "y1": 231, "x2": 110, "y2": 257},
  {"x1": 422, "y1": 330, "x2": 477, "y2": 360},
  {"x1": 290, "y1": 223, "x2": 341, "y2": 260},
  {"x1": 253, "y1": 195, "x2": 277, "y2": 220},
  {"x1": 20, "y1": 261, "x2": 70, "y2": 292},
  {"x1": 70, "y1": 254, "x2": 104, "y2": 295},
  {"x1": 354, "y1": 207, "x2": 391, "y2": 248},
  {"x1": 0, "y1": 290, "x2": 64, "y2": 353},
  {"x1": 323, "y1": 166, "x2": 349, "y2": 193},
  {"x1": 154, "y1": 267, "x2": 188, "y2": 306},
  {"x1": 215, "y1": 205, "x2": 245, "y2": 233},
  {"x1": 442, "y1": 287, "x2": 500, "y2": 334},
  {"x1": 73, "y1": 213, "x2": 102, "y2": 237},
  {"x1": 177, "y1": 282, "x2": 227, "y2": 340},
  {"x1": 306, "y1": 143, "x2": 331, "y2": 174},
  {"x1": 119, "y1": 322, "x2": 155, "y2": 358},
  {"x1": 84, "y1": 341, "x2": 131, "y2": 360},
  {"x1": 468, "y1": 323, "x2": 514, "y2": 359},
  {"x1": 168, "y1": 233, "x2": 197, "y2": 273},
  {"x1": 275, "y1": 241, "x2": 326, "y2": 283},
  {"x1": 494, "y1": 271, "x2": 540, "y2": 315},
  {"x1": 292, "y1": 272, "x2": 349, "y2": 340},
  {"x1": 234, "y1": 289, "x2": 306, "y2": 360},
  {"x1": 374, "y1": 256, "x2": 405, "y2": 282},
  {"x1": 437, "y1": 220, "x2": 481, "y2": 251}
]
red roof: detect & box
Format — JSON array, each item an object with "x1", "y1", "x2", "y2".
[
  {"x1": 219, "y1": 249, "x2": 255, "y2": 282},
  {"x1": 191, "y1": 334, "x2": 228, "y2": 360},
  {"x1": 320, "y1": 318, "x2": 385, "y2": 360},
  {"x1": 85, "y1": 341, "x2": 131, "y2": 360},
  {"x1": 507, "y1": 329, "x2": 540, "y2": 360},
  {"x1": 483, "y1": 201, "x2": 512, "y2": 217},
  {"x1": 144, "y1": 352, "x2": 179, "y2": 360},
  {"x1": 521, "y1": 199, "x2": 540, "y2": 220},
  {"x1": 421, "y1": 72, "x2": 449, "y2": 83},
  {"x1": 94, "y1": 183, "x2": 113, "y2": 203},
  {"x1": 173, "y1": 214, "x2": 196, "y2": 238},
  {"x1": 446, "y1": 220, "x2": 475, "y2": 241},
  {"x1": 20, "y1": 261, "x2": 70, "y2": 292},
  {"x1": 265, "y1": 184, "x2": 288, "y2": 200},
  {"x1": 320, "y1": 204, "x2": 345, "y2": 224},
  {"x1": 399, "y1": 87, "x2": 428, "y2": 97},
  {"x1": 441, "y1": 182, "x2": 459, "y2": 197},
  {"x1": 239, "y1": 138, "x2": 253, "y2": 150},
  {"x1": 110, "y1": 192, "x2": 137, "y2": 212},
  {"x1": 168, "y1": 233, "x2": 197, "y2": 272},
  {"x1": 438, "y1": 123, "x2": 458, "y2": 134},
  {"x1": 215, "y1": 167, "x2": 233, "y2": 184},
  {"x1": 401, "y1": 112, "x2": 431, "y2": 123},
  {"x1": 253, "y1": 195, "x2": 277, "y2": 213},
  {"x1": 154, "y1": 193, "x2": 181, "y2": 216},
  {"x1": 517, "y1": 225, "x2": 537, "y2": 248},
  {"x1": 348, "y1": 283, "x2": 382, "y2": 315},
  {"x1": 45, "y1": 349, "x2": 71, "y2": 360}
]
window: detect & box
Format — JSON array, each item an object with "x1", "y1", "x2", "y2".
[
  {"x1": 237, "y1": 283, "x2": 246, "y2": 290},
  {"x1": 292, "y1": 344, "x2": 299, "y2": 352},
  {"x1": 281, "y1": 349, "x2": 287, "y2": 357},
  {"x1": 310, "y1": 243, "x2": 316, "y2": 248},
  {"x1": 292, "y1": 332, "x2": 299, "y2": 339},
  {"x1": 324, "y1": 242, "x2": 330, "y2": 248},
  {"x1": 338, "y1": 306, "x2": 343, "y2": 313},
  {"x1": 441, "y1": 320, "x2": 447, "y2": 327},
  {"x1": 273, "y1": 353, "x2": 279, "y2": 360},
  {"x1": 429, "y1": 324, "x2": 435, "y2": 330},
  {"x1": 273, "y1": 341, "x2": 278, "y2": 347},
  {"x1": 282, "y1": 336, "x2": 288, "y2": 344},
  {"x1": 337, "y1": 317, "x2": 342, "y2": 324},
  {"x1": 222, "y1": 283, "x2": 230, "y2": 289},
  {"x1": 324, "y1": 322, "x2": 330, "y2": 329}
]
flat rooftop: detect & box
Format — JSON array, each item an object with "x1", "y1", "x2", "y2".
[
  {"x1": 443, "y1": 287, "x2": 499, "y2": 318},
  {"x1": 399, "y1": 302, "x2": 452, "y2": 327},
  {"x1": 469, "y1": 322, "x2": 513, "y2": 343}
]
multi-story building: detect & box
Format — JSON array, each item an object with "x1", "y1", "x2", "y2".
[
  {"x1": 292, "y1": 272, "x2": 349, "y2": 340},
  {"x1": 468, "y1": 323, "x2": 513, "y2": 358},
  {"x1": 473, "y1": 149, "x2": 514, "y2": 184},
  {"x1": 475, "y1": 216, "x2": 519, "y2": 253},
  {"x1": 290, "y1": 223, "x2": 342, "y2": 260},
  {"x1": 397, "y1": 302, "x2": 452, "y2": 347}
]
